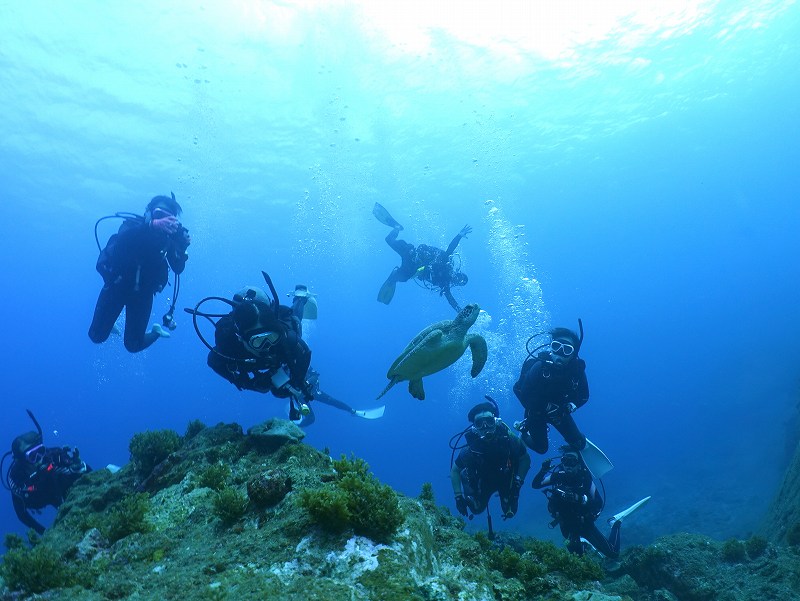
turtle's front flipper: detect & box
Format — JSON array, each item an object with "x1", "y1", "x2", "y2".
[
  {"x1": 408, "y1": 379, "x2": 425, "y2": 400},
  {"x1": 466, "y1": 334, "x2": 488, "y2": 377}
]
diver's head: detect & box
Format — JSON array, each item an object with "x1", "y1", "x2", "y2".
[
  {"x1": 452, "y1": 272, "x2": 468, "y2": 287},
  {"x1": 560, "y1": 450, "x2": 582, "y2": 473},
  {"x1": 12, "y1": 431, "x2": 44, "y2": 464},
  {"x1": 548, "y1": 327, "x2": 580, "y2": 366},
  {"x1": 232, "y1": 288, "x2": 279, "y2": 355},
  {"x1": 146, "y1": 193, "x2": 182, "y2": 221},
  {"x1": 468, "y1": 401, "x2": 499, "y2": 438},
  {"x1": 233, "y1": 286, "x2": 272, "y2": 308}
]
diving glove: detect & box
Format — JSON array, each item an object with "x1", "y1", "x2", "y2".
[{"x1": 455, "y1": 494, "x2": 469, "y2": 517}]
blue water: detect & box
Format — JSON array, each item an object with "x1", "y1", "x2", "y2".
[{"x1": 2, "y1": 1, "x2": 799, "y2": 549}]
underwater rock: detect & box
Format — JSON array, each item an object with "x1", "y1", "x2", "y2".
[
  {"x1": 571, "y1": 592, "x2": 624, "y2": 601},
  {"x1": 247, "y1": 469, "x2": 292, "y2": 508},
  {"x1": 75, "y1": 528, "x2": 108, "y2": 562},
  {"x1": 761, "y1": 435, "x2": 800, "y2": 544},
  {"x1": 246, "y1": 418, "x2": 305, "y2": 453},
  {"x1": 606, "y1": 532, "x2": 800, "y2": 600},
  {"x1": 4, "y1": 419, "x2": 800, "y2": 601}
]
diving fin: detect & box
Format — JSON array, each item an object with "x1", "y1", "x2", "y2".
[
  {"x1": 302, "y1": 297, "x2": 318, "y2": 320},
  {"x1": 291, "y1": 285, "x2": 318, "y2": 320},
  {"x1": 580, "y1": 438, "x2": 614, "y2": 479},
  {"x1": 373, "y1": 202, "x2": 403, "y2": 229},
  {"x1": 608, "y1": 496, "x2": 651, "y2": 525},
  {"x1": 353, "y1": 405, "x2": 385, "y2": 420},
  {"x1": 314, "y1": 391, "x2": 384, "y2": 420},
  {"x1": 377, "y1": 274, "x2": 397, "y2": 304}
]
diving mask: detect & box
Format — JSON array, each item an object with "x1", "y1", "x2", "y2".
[
  {"x1": 473, "y1": 412, "x2": 497, "y2": 437},
  {"x1": 151, "y1": 207, "x2": 175, "y2": 220},
  {"x1": 550, "y1": 340, "x2": 575, "y2": 358},
  {"x1": 561, "y1": 452, "x2": 581, "y2": 470},
  {"x1": 24, "y1": 443, "x2": 46, "y2": 464},
  {"x1": 244, "y1": 330, "x2": 280, "y2": 352}
]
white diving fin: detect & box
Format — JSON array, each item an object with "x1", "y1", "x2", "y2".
[
  {"x1": 353, "y1": 405, "x2": 386, "y2": 420},
  {"x1": 580, "y1": 438, "x2": 614, "y2": 479},
  {"x1": 608, "y1": 496, "x2": 651, "y2": 525},
  {"x1": 301, "y1": 296, "x2": 318, "y2": 320}
]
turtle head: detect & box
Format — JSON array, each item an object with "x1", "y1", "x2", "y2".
[{"x1": 456, "y1": 303, "x2": 480, "y2": 327}]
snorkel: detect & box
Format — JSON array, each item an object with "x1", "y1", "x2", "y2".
[{"x1": 26, "y1": 409, "x2": 43, "y2": 440}]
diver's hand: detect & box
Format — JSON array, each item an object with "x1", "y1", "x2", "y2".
[
  {"x1": 151, "y1": 215, "x2": 180, "y2": 235},
  {"x1": 251, "y1": 373, "x2": 273, "y2": 393},
  {"x1": 504, "y1": 496, "x2": 519, "y2": 519},
  {"x1": 459, "y1": 225, "x2": 472, "y2": 238},
  {"x1": 455, "y1": 494, "x2": 469, "y2": 516},
  {"x1": 566, "y1": 402, "x2": 577, "y2": 414}
]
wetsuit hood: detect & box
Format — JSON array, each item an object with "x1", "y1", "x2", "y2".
[{"x1": 11, "y1": 431, "x2": 42, "y2": 461}]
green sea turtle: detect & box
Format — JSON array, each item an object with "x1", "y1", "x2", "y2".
[{"x1": 377, "y1": 303, "x2": 488, "y2": 400}]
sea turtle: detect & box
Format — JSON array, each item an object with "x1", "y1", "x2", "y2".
[{"x1": 377, "y1": 303, "x2": 488, "y2": 400}]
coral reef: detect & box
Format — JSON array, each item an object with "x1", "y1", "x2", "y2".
[{"x1": 3, "y1": 418, "x2": 800, "y2": 601}]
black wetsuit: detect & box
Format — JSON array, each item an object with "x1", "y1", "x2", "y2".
[
  {"x1": 453, "y1": 423, "x2": 531, "y2": 517},
  {"x1": 7, "y1": 447, "x2": 91, "y2": 534},
  {"x1": 532, "y1": 462, "x2": 620, "y2": 558},
  {"x1": 513, "y1": 355, "x2": 589, "y2": 453},
  {"x1": 384, "y1": 228, "x2": 466, "y2": 311},
  {"x1": 207, "y1": 306, "x2": 313, "y2": 400},
  {"x1": 89, "y1": 218, "x2": 188, "y2": 352}
]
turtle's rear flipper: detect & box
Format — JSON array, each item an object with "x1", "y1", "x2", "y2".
[
  {"x1": 408, "y1": 379, "x2": 425, "y2": 400},
  {"x1": 377, "y1": 377, "x2": 398, "y2": 400}
]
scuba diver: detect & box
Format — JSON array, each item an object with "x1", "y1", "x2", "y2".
[
  {"x1": 373, "y1": 202, "x2": 471, "y2": 312},
  {"x1": 531, "y1": 448, "x2": 621, "y2": 558},
  {"x1": 89, "y1": 193, "x2": 191, "y2": 353},
  {"x1": 186, "y1": 271, "x2": 384, "y2": 426},
  {"x1": 2, "y1": 410, "x2": 92, "y2": 534},
  {"x1": 450, "y1": 397, "x2": 531, "y2": 535},
  {"x1": 513, "y1": 321, "x2": 590, "y2": 455},
  {"x1": 514, "y1": 320, "x2": 614, "y2": 479}
]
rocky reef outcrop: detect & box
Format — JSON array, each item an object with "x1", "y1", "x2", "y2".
[
  {"x1": 761, "y1": 435, "x2": 800, "y2": 545},
  {"x1": 1, "y1": 419, "x2": 800, "y2": 601}
]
